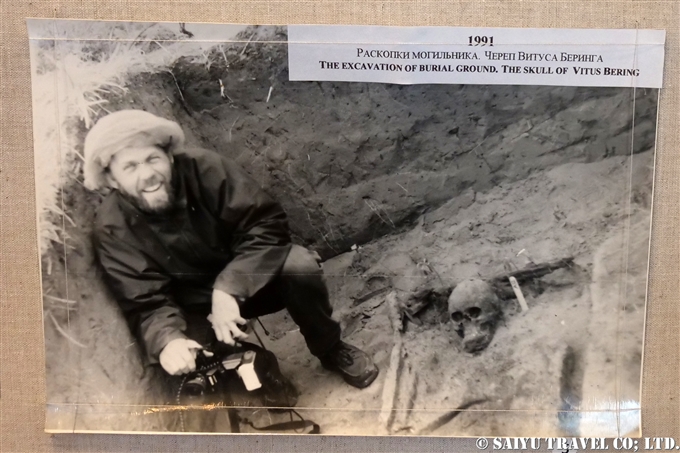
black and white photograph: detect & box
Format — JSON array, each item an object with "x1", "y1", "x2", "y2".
[{"x1": 27, "y1": 20, "x2": 661, "y2": 437}]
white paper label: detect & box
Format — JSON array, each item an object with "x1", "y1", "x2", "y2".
[{"x1": 288, "y1": 25, "x2": 665, "y2": 88}]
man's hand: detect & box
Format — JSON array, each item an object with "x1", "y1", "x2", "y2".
[
  {"x1": 209, "y1": 289, "x2": 248, "y2": 345},
  {"x1": 159, "y1": 338, "x2": 203, "y2": 375}
]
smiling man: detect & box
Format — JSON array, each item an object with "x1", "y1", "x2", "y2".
[{"x1": 84, "y1": 110, "x2": 379, "y2": 390}]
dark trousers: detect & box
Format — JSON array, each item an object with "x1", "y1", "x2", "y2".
[{"x1": 178, "y1": 245, "x2": 342, "y2": 358}]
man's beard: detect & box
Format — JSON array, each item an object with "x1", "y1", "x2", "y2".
[{"x1": 119, "y1": 172, "x2": 178, "y2": 215}]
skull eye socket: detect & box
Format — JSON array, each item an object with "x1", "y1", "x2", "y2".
[
  {"x1": 451, "y1": 311, "x2": 465, "y2": 322},
  {"x1": 480, "y1": 321, "x2": 494, "y2": 331},
  {"x1": 466, "y1": 307, "x2": 482, "y2": 319}
]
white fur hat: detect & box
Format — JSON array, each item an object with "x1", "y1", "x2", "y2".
[{"x1": 83, "y1": 110, "x2": 185, "y2": 190}]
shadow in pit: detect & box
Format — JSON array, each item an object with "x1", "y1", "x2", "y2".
[{"x1": 558, "y1": 345, "x2": 585, "y2": 436}]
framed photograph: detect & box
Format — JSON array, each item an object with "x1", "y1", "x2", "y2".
[{"x1": 27, "y1": 19, "x2": 664, "y2": 437}]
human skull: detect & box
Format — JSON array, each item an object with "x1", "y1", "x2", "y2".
[{"x1": 448, "y1": 279, "x2": 501, "y2": 354}]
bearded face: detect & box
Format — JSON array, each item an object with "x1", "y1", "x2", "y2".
[{"x1": 106, "y1": 146, "x2": 176, "y2": 214}]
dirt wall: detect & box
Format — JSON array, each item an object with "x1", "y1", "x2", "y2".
[{"x1": 163, "y1": 30, "x2": 656, "y2": 258}]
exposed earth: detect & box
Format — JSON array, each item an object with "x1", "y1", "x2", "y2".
[{"x1": 41, "y1": 27, "x2": 655, "y2": 436}]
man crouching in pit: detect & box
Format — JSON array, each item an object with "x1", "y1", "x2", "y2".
[{"x1": 84, "y1": 110, "x2": 379, "y2": 394}]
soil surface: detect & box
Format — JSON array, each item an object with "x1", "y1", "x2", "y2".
[
  {"x1": 249, "y1": 151, "x2": 652, "y2": 437},
  {"x1": 42, "y1": 27, "x2": 655, "y2": 436}
]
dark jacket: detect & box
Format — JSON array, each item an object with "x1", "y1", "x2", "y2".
[{"x1": 93, "y1": 147, "x2": 292, "y2": 363}]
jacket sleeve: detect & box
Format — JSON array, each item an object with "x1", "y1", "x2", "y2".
[
  {"x1": 209, "y1": 156, "x2": 292, "y2": 300},
  {"x1": 94, "y1": 228, "x2": 188, "y2": 364}
]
